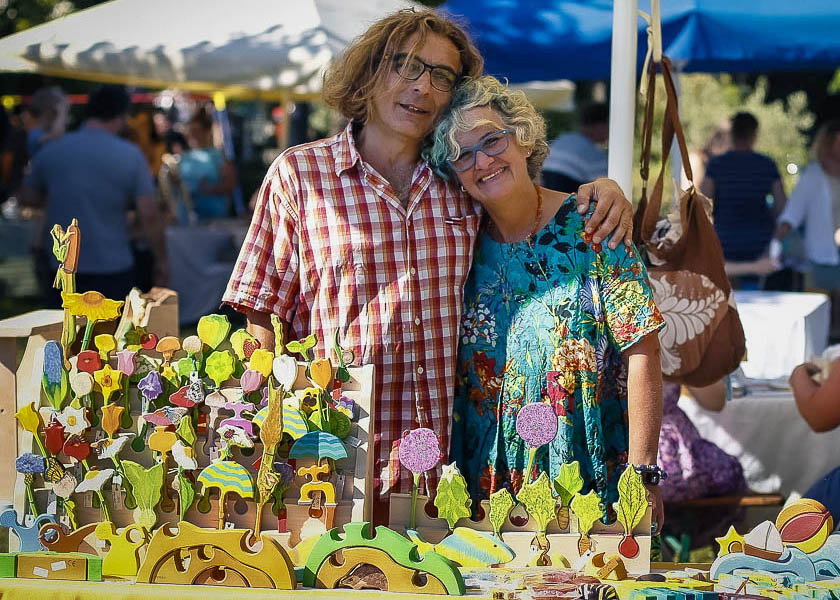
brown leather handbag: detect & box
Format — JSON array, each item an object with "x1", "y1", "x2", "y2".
[{"x1": 633, "y1": 56, "x2": 746, "y2": 387}]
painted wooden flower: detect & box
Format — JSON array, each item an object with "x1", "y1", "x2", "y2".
[
  {"x1": 56, "y1": 405, "x2": 89, "y2": 436},
  {"x1": 148, "y1": 427, "x2": 177, "y2": 455},
  {"x1": 94, "y1": 364, "x2": 123, "y2": 404},
  {"x1": 61, "y1": 290, "x2": 124, "y2": 322},
  {"x1": 217, "y1": 424, "x2": 254, "y2": 449},
  {"x1": 75, "y1": 350, "x2": 102, "y2": 374},
  {"x1": 14, "y1": 402, "x2": 43, "y2": 436},
  {"x1": 42, "y1": 341, "x2": 67, "y2": 410},
  {"x1": 94, "y1": 334, "x2": 116, "y2": 361},
  {"x1": 62, "y1": 435, "x2": 91, "y2": 462},
  {"x1": 240, "y1": 368, "x2": 264, "y2": 394},
  {"x1": 70, "y1": 371, "x2": 94, "y2": 397},
  {"x1": 101, "y1": 404, "x2": 125, "y2": 437},
  {"x1": 205, "y1": 350, "x2": 235, "y2": 387},
  {"x1": 138, "y1": 370, "x2": 163, "y2": 401},
  {"x1": 15, "y1": 453, "x2": 46, "y2": 474},
  {"x1": 75, "y1": 468, "x2": 114, "y2": 493},
  {"x1": 182, "y1": 335, "x2": 203, "y2": 356},
  {"x1": 230, "y1": 328, "x2": 258, "y2": 360},
  {"x1": 44, "y1": 420, "x2": 66, "y2": 455},
  {"x1": 50, "y1": 471, "x2": 77, "y2": 499},
  {"x1": 160, "y1": 363, "x2": 179, "y2": 385},
  {"x1": 272, "y1": 354, "x2": 298, "y2": 388},
  {"x1": 92, "y1": 435, "x2": 131, "y2": 460},
  {"x1": 172, "y1": 440, "x2": 198, "y2": 470},
  {"x1": 516, "y1": 402, "x2": 559, "y2": 448},
  {"x1": 116, "y1": 349, "x2": 138, "y2": 377},
  {"x1": 298, "y1": 387, "x2": 320, "y2": 415},
  {"x1": 249, "y1": 349, "x2": 274, "y2": 378},
  {"x1": 309, "y1": 358, "x2": 333, "y2": 388},
  {"x1": 398, "y1": 428, "x2": 442, "y2": 474}
]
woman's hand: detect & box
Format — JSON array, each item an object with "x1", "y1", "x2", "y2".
[
  {"x1": 645, "y1": 483, "x2": 665, "y2": 534},
  {"x1": 575, "y1": 177, "x2": 634, "y2": 249}
]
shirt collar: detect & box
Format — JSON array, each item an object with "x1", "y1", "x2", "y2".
[{"x1": 333, "y1": 121, "x2": 434, "y2": 181}]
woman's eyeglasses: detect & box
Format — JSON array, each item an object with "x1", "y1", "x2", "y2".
[
  {"x1": 390, "y1": 53, "x2": 459, "y2": 92},
  {"x1": 450, "y1": 130, "x2": 511, "y2": 173}
]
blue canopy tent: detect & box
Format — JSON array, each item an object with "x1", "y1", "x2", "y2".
[{"x1": 440, "y1": 0, "x2": 840, "y2": 82}]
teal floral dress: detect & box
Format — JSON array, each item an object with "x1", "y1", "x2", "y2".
[{"x1": 451, "y1": 195, "x2": 664, "y2": 513}]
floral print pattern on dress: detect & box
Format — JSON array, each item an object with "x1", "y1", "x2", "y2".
[{"x1": 451, "y1": 195, "x2": 664, "y2": 515}]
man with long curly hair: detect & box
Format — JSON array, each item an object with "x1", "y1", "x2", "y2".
[{"x1": 223, "y1": 8, "x2": 633, "y2": 517}]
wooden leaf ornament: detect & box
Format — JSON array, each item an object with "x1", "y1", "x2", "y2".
[
  {"x1": 176, "y1": 415, "x2": 197, "y2": 447},
  {"x1": 205, "y1": 350, "x2": 235, "y2": 387},
  {"x1": 286, "y1": 334, "x2": 317, "y2": 361},
  {"x1": 176, "y1": 471, "x2": 196, "y2": 521},
  {"x1": 554, "y1": 461, "x2": 584, "y2": 506},
  {"x1": 121, "y1": 460, "x2": 165, "y2": 529},
  {"x1": 197, "y1": 314, "x2": 231, "y2": 350},
  {"x1": 613, "y1": 466, "x2": 647, "y2": 559},
  {"x1": 434, "y1": 462, "x2": 472, "y2": 530},
  {"x1": 516, "y1": 472, "x2": 557, "y2": 534},
  {"x1": 272, "y1": 355, "x2": 298, "y2": 388},
  {"x1": 309, "y1": 358, "x2": 333, "y2": 388},
  {"x1": 571, "y1": 490, "x2": 603, "y2": 549},
  {"x1": 42, "y1": 341, "x2": 69, "y2": 410},
  {"x1": 489, "y1": 488, "x2": 515, "y2": 536}
]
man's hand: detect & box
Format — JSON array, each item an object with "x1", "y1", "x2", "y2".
[{"x1": 575, "y1": 177, "x2": 633, "y2": 249}]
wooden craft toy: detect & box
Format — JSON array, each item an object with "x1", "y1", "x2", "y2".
[
  {"x1": 398, "y1": 427, "x2": 441, "y2": 529},
  {"x1": 571, "y1": 490, "x2": 604, "y2": 555},
  {"x1": 554, "y1": 461, "x2": 584, "y2": 530},
  {"x1": 135, "y1": 521, "x2": 295, "y2": 588},
  {"x1": 515, "y1": 401, "x2": 558, "y2": 483},
  {"x1": 0, "y1": 508, "x2": 55, "y2": 552},
  {"x1": 39, "y1": 522, "x2": 98, "y2": 554},
  {"x1": 303, "y1": 522, "x2": 465, "y2": 595},
  {"x1": 133, "y1": 370, "x2": 164, "y2": 452},
  {"x1": 120, "y1": 460, "x2": 165, "y2": 529},
  {"x1": 0, "y1": 551, "x2": 102, "y2": 581},
  {"x1": 775, "y1": 498, "x2": 833, "y2": 555},
  {"x1": 50, "y1": 219, "x2": 80, "y2": 359},
  {"x1": 710, "y1": 521, "x2": 817, "y2": 581},
  {"x1": 406, "y1": 527, "x2": 515, "y2": 567},
  {"x1": 584, "y1": 552, "x2": 629, "y2": 580},
  {"x1": 94, "y1": 522, "x2": 148, "y2": 577},
  {"x1": 613, "y1": 466, "x2": 647, "y2": 558},
  {"x1": 489, "y1": 488, "x2": 514, "y2": 538},
  {"x1": 434, "y1": 463, "x2": 472, "y2": 531}
]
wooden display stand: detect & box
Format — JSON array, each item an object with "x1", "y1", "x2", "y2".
[{"x1": 389, "y1": 493, "x2": 653, "y2": 572}]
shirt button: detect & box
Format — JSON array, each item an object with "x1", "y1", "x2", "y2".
[
  {"x1": 414, "y1": 317, "x2": 421, "y2": 326},
  {"x1": 410, "y1": 267, "x2": 417, "y2": 276},
  {"x1": 417, "y1": 365, "x2": 424, "y2": 375}
]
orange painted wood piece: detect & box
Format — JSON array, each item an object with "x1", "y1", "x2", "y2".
[{"x1": 39, "y1": 522, "x2": 98, "y2": 554}]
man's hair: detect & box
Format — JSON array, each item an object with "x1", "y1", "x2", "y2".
[
  {"x1": 87, "y1": 85, "x2": 131, "y2": 121},
  {"x1": 322, "y1": 8, "x2": 483, "y2": 124},
  {"x1": 29, "y1": 86, "x2": 67, "y2": 120},
  {"x1": 813, "y1": 119, "x2": 840, "y2": 165},
  {"x1": 188, "y1": 106, "x2": 214, "y2": 131},
  {"x1": 581, "y1": 102, "x2": 608, "y2": 127},
  {"x1": 426, "y1": 75, "x2": 549, "y2": 181},
  {"x1": 730, "y1": 111, "x2": 759, "y2": 142}
]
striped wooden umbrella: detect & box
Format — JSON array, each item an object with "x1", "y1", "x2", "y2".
[
  {"x1": 289, "y1": 431, "x2": 347, "y2": 462},
  {"x1": 197, "y1": 459, "x2": 254, "y2": 529}
]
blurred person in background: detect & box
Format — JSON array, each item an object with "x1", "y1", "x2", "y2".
[
  {"x1": 20, "y1": 85, "x2": 168, "y2": 304},
  {"x1": 26, "y1": 86, "x2": 70, "y2": 157},
  {"x1": 177, "y1": 106, "x2": 236, "y2": 222},
  {"x1": 700, "y1": 112, "x2": 786, "y2": 290},
  {"x1": 541, "y1": 102, "x2": 609, "y2": 193}
]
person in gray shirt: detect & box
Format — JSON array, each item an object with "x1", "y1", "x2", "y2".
[{"x1": 22, "y1": 85, "x2": 167, "y2": 305}]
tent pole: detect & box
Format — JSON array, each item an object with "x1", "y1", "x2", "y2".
[{"x1": 607, "y1": 0, "x2": 639, "y2": 199}]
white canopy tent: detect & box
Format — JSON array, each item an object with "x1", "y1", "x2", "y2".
[{"x1": 0, "y1": 0, "x2": 412, "y2": 99}]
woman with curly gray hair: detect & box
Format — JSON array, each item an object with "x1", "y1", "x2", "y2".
[{"x1": 428, "y1": 76, "x2": 666, "y2": 529}]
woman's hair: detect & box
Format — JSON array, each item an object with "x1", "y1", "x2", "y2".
[
  {"x1": 321, "y1": 8, "x2": 483, "y2": 124},
  {"x1": 812, "y1": 120, "x2": 840, "y2": 166},
  {"x1": 425, "y1": 75, "x2": 549, "y2": 180}
]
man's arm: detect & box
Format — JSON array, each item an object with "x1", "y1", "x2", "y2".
[
  {"x1": 790, "y1": 360, "x2": 840, "y2": 433},
  {"x1": 771, "y1": 178, "x2": 787, "y2": 217},
  {"x1": 245, "y1": 309, "x2": 291, "y2": 354},
  {"x1": 575, "y1": 177, "x2": 634, "y2": 249}
]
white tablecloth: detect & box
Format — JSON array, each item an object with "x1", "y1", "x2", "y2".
[
  {"x1": 734, "y1": 290, "x2": 830, "y2": 380},
  {"x1": 165, "y1": 222, "x2": 248, "y2": 325},
  {"x1": 681, "y1": 388, "x2": 840, "y2": 496}
]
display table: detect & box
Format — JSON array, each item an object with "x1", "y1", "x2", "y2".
[
  {"x1": 165, "y1": 221, "x2": 248, "y2": 325},
  {"x1": 734, "y1": 290, "x2": 830, "y2": 380},
  {"x1": 680, "y1": 386, "x2": 840, "y2": 496}
]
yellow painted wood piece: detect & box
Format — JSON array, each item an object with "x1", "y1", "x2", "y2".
[
  {"x1": 314, "y1": 546, "x2": 448, "y2": 594},
  {"x1": 135, "y1": 522, "x2": 294, "y2": 589},
  {"x1": 300, "y1": 481, "x2": 336, "y2": 505},
  {"x1": 15, "y1": 552, "x2": 94, "y2": 581},
  {"x1": 95, "y1": 522, "x2": 148, "y2": 578}
]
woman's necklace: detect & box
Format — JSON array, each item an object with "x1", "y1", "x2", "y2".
[{"x1": 489, "y1": 183, "x2": 544, "y2": 243}]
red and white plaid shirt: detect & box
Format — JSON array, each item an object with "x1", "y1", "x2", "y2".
[{"x1": 223, "y1": 123, "x2": 481, "y2": 501}]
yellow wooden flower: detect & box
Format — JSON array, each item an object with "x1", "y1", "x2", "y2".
[
  {"x1": 94, "y1": 364, "x2": 123, "y2": 404},
  {"x1": 15, "y1": 402, "x2": 43, "y2": 435},
  {"x1": 101, "y1": 404, "x2": 125, "y2": 437},
  {"x1": 61, "y1": 291, "x2": 124, "y2": 322},
  {"x1": 94, "y1": 334, "x2": 116, "y2": 361},
  {"x1": 160, "y1": 363, "x2": 179, "y2": 386},
  {"x1": 249, "y1": 348, "x2": 274, "y2": 378}
]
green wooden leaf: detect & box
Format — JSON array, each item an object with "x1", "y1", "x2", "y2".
[
  {"x1": 176, "y1": 416, "x2": 197, "y2": 447},
  {"x1": 205, "y1": 350, "x2": 235, "y2": 387},
  {"x1": 434, "y1": 463, "x2": 472, "y2": 530},
  {"x1": 270, "y1": 315, "x2": 285, "y2": 355},
  {"x1": 177, "y1": 471, "x2": 195, "y2": 521},
  {"x1": 613, "y1": 465, "x2": 647, "y2": 536},
  {"x1": 489, "y1": 488, "x2": 514, "y2": 535},
  {"x1": 516, "y1": 472, "x2": 557, "y2": 533},
  {"x1": 570, "y1": 490, "x2": 603, "y2": 535},
  {"x1": 197, "y1": 314, "x2": 231, "y2": 350},
  {"x1": 122, "y1": 460, "x2": 165, "y2": 529},
  {"x1": 553, "y1": 461, "x2": 585, "y2": 507},
  {"x1": 175, "y1": 357, "x2": 194, "y2": 380}
]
